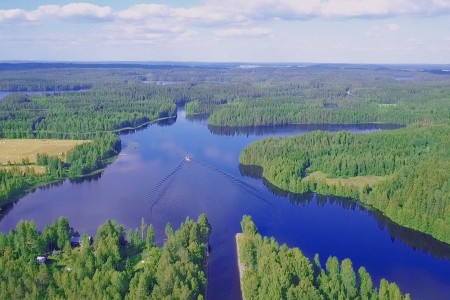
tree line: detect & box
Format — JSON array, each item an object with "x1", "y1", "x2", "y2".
[
  {"x1": 179, "y1": 66, "x2": 450, "y2": 127},
  {"x1": 0, "y1": 90, "x2": 177, "y2": 140},
  {"x1": 238, "y1": 215, "x2": 410, "y2": 300},
  {"x1": 0, "y1": 214, "x2": 211, "y2": 299}
]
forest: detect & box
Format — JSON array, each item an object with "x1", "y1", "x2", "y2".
[
  {"x1": 0, "y1": 214, "x2": 211, "y2": 299},
  {"x1": 3, "y1": 64, "x2": 450, "y2": 139},
  {"x1": 0, "y1": 133, "x2": 121, "y2": 207},
  {"x1": 240, "y1": 122, "x2": 450, "y2": 244},
  {"x1": 199, "y1": 67, "x2": 450, "y2": 127},
  {"x1": 238, "y1": 215, "x2": 410, "y2": 300}
]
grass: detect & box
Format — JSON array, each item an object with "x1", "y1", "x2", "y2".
[
  {"x1": 305, "y1": 171, "x2": 386, "y2": 189},
  {"x1": 0, "y1": 139, "x2": 87, "y2": 165},
  {"x1": 0, "y1": 139, "x2": 87, "y2": 173}
]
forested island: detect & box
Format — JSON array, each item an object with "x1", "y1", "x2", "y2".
[
  {"x1": 237, "y1": 216, "x2": 410, "y2": 300},
  {"x1": 0, "y1": 214, "x2": 211, "y2": 299}
]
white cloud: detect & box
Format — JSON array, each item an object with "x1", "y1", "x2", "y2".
[
  {"x1": 0, "y1": 1, "x2": 449, "y2": 63},
  {"x1": 56, "y1": 3, "x2": 113, "y2": 20},
  {"x1": 0, "y1": 3, "x2": 113, "y2": 23},
  {"x1": 2, "y1": 0, "x2": 450, "y2": 25},
  {"x1": 214, "y1": 27, "x2": 273, "y2": 38},
  {"x1": 118, "y1": 3, "x2": 245, "y2": 25},
  {"x1": 0, "y1": 9, "x2": 27, "y2": 22},
  {"x1": 204, "y1": 0, "x2": 450, "y2": 19},
  {"x1": 117, "y1": 4, "x2": 172, "y2": 21}
]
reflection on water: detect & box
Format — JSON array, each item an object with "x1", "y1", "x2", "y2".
[
  {"x1": 68, "y1": 173, "x2": 103, "y2": 185},
  {"x1": 157, "y1": 117, "x2": 177, "y2": 127},
  {"x1": 0, "y1": 203, "x2": 14, "y2": 223},
  {"x1": 373, "y1": 212, "x2": 450, "y2": 260},
  {"x1": 185, "y1": 113, "x2": 210, "y2": 122},
  {"x1": 238, "y1": 164, "x2": 263, "y2": 179},
  {"x1": 240, "y1": 163, "x2": 450, "y2": 261},
  {"x1": 117, "y1": 116, "x2": 177, "y2": 135},
  {"x1": 209, "y1": 123, "x2": 403, "y2": 136}
]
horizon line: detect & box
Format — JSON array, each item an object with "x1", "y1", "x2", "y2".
[{"x1": 0, "y1": 60, "x2": 449, "y2": 67}]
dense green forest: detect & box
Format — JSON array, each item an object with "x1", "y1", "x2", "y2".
[
  {"x1": 238, "y1": 215, "x2": 410, "y2": 300},
  {"x1": 0, "y1": 133, "x2": 120, "y2": 207},
  {"x1": 0, "y1": 214, "x2": 211, "y2": 299},
  {"x1": 0, "y1": 90, "x2": 176, "y2": 140},
  {"x1": 240, "y1": 123, "x2": 450, "y2": 244},
  {"x1": 205, "y1": 67, "x2": 450, "y2": 126},
  {"x1": 3, "y1": 64, "x2": 450, "y2": 135}
]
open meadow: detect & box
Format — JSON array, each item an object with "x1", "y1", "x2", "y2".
[{"x1": 0, "y1": 139, "x2": 86, "y2": 165}]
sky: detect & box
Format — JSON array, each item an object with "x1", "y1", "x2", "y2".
[{"x1": 0, "y1": 0, "x2": 449, "y2": 64}]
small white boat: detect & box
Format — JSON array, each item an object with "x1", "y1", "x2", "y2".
[{"x1": 185, "y1": 156, "x2": 191, "y2": 162}]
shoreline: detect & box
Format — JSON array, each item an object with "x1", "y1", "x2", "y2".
[
  {"x1": 238, "y1": 159, "x2": 450, "y2": 247},
  {"x1": 0, "y1": 152, "x2": 119, "y2": 210},
  {"x1": 0, "y1": 114, "x2": 173, "y2": 209},
  {"x1": 0, "y1": 115, "x2": 177, "y2": 138},
  {"x1": 235, "y1": 233, "x2": 245, "y2": 300}
]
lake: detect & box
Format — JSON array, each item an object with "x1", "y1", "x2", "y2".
[
  {"x1": 0, "y1": 91, "x2": 48, "y2": 100},
  {"x1": 1, "y1": 110, "x2": 449, "y2": 299}
]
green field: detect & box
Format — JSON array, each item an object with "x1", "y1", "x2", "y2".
[{"x1": 304, "y1": 171, "x2": 387, "y2": 189}]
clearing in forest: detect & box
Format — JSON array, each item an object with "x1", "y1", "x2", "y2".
[
  {"x1": 305, "y1": 171, "x2": 386, "y2": 189},
  {"x1": 0, "y1": 139, "x2": 87, "y2": 165}
]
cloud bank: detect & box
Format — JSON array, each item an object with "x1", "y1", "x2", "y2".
[
  {"x1": 0, "y1": 3, "x2": 113, "y2": 22},
  {"x1": 1, "y1": 0, "x2": 450, "y2": 24},
  {"x1": 0, "y1": 1, "x2": 448, "y2": 63}
]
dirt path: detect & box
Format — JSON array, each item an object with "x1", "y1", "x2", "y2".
[{"x1": 236, "y1": 233, "x2": 246, "y2": 300}]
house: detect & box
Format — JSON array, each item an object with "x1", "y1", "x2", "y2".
[
  {"x1": 70, "y1": 236, "x2": 82, "y2": 247},
  {"x1": 70, "y1": 236, "x2": 92, "y2": 247}
]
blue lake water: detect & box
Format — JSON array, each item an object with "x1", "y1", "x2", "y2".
[
  {"x1": 0, "y1": 91, "x2": 48, "y2": 99},
  {"x1": 0, "y1": 110, "x2": 449, "y2": 299}
]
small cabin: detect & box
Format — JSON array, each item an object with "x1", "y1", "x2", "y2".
[
  {"x1": 70, "y1": 236, "x2": 92, "y2": 247},
  {"x1": 70, "y1": 236, "x2": 81, "y2": 247}
]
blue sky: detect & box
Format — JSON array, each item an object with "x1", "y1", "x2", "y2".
[{"x1": 1, "y1": 0, "x2": 449, "y2": 63}]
